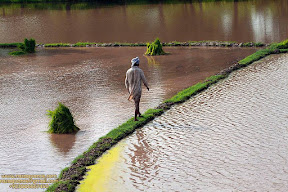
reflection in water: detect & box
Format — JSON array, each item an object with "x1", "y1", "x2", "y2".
[
  {"x1": 49, "y1": 134, "x2": 76, "y2": 155},
  {"x1": 128, "y1": 129, "x2": 156, "y2": 190},
  {"x1": 0, "y1": 47, "x2": 257, "y2": 191},
  {"x1": 0, "y1": 0, "x2": 287, "y2": 43},
  {"x1": 79, "y1": 54, "x2": 288, "y2": 191},
  {"x1": 145, "y1": 55, "x2": 160, "y2": 67}
]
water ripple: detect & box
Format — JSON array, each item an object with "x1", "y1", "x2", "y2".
[{"x1": 80, "y1": 54, "x2": 288, "y2": 192}]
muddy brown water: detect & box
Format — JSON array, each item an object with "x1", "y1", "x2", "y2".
[
  {"x1": 78, "y1": 53, "x2": 288, "y2": 192},
  {"x1": 0, "y1": 47, "x2": 256, "y2": 191},
  {"x1": 0, "y1": 0, "x2": 287, "y2": 44}
]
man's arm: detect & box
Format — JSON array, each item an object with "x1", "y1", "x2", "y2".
[
  {"x1": 140, "y1": 70, "x2": 149, "y2": 91},
  {"x1": 125, "y1": 71, "x2": 130, "y2": 93}
]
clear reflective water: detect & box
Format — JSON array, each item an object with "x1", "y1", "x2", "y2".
[
  {"x1": 0, "y1": 47, "x2": 256, "y2": 191},
  {"x1": 78, "y1": 54, "x2": 288, "y2": 192},
  {"x1": 0, "y1": 0, "x2": 287, "y2": 43}
]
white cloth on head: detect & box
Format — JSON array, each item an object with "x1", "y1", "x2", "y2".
[{"x1": 131, "y1": 57, "x2": 140, "y2": 67}]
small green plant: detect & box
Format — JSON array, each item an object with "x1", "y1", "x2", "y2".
[
  {"x1": 22, "y1": 38, "x2": 36, "y2": 53},
  {"x1": 8, "y1": 38, "x2": 35, "y2": 56},
  {"x1": 145, "y1": 38, "x2": 166, "y2": 56},
  {"x1": 47, "y1": 102, "x2": 79, "y2": 134}
]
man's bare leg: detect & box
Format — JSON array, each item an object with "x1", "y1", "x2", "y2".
[
  {"x1": 138, "y1": 98, "x2": 143, "y2": 117},
  {"x1": 134, "y1": 100, "x2": 140, "y2": 121}
]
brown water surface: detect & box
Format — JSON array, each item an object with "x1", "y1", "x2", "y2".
[
  {"x1": 0, "y1": 0, "x2": 287, "y2": 43},
  {"x1": 0, "y1": 47, "x2": 256, "y2": 191},
  {"x1": 78, "y1": 54, "x2": 288, "y2": 192}
]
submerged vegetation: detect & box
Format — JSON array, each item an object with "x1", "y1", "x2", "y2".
[
  {"x1": 47, "y1": 102, "x2": 79, "y2": 134},
  {"x1": 145, "y1": 38, "x2": 167, "y2": 56},
  {"x1": 9, "y1": 38, "x2": 36, "y2": 56}
]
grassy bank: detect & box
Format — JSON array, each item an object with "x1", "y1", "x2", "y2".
[
  {"x1": 46, "y1": 39, "x2": 287, "y2": 192},
  {"x1": 40, "y1": 40, "x2": 267, "y2": 48},
  {"x1": 0, "y1": 41, "x2": 267, "y2": 49},
  {"x1": 0, "y1": 43, "x2": 22, "y2": 48}
]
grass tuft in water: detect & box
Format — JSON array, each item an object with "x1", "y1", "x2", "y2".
[
  {"x1": 47, "y1": 102, "x2": 79, "y2": 134},
  {"x1": 145, "y1": 38, "x2": 167, "y2": 56},
  {"x1": 7, "y1": 38, "x2": 36, "y2": 55},
  {"x1": 21, "y1": 38, "x2": 36, "y2": 53}
]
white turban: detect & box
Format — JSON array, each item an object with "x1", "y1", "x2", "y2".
[{"x1": 131, "y1": 57, "x2": 140, "y2": 67}]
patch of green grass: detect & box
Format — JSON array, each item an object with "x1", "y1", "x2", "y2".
[
  {"x1": 164, "y1": 75, "x2": 226, "y2": 104},
  {"x1": 73, "y1": 42, "x2": 96, "y2": 47},
  {"x1": 254, "y1": 42, "x2": 265, "y2": 47},
  {"x1": 241, "y1": 42, "x2": 265, "y2": 47},
  {"x1": 46, "y1": 182, "x2": 59, "y2": 192},
  {"x1": 105, "y1": 108, "x2": 163, "y2": 140},
  {"x1": 241, "y1": 42, "x2": 254, "y2": 47},
  {"x1": 238, "y1": 49, "x2": 273, "y2": 66},
  {"x1": 270, "y1": 39, "x2": 288, "y2": 49},
  {"x1": 46, "y1": 180, "x2": 74, "y2": 192},
  {"x1": 47, "y1": 102, "x2": 79, "y2": 134},
  {"x1": 71, "y1": 154, "x2": 85, "y2": 164},
  {"x1": 59, "y1": 167, "x2": 69, "y2": 179},
  {"x1": 0, "y1": 43, "x2": 22, "y2": 48},
  {"x1": 45, "y1": 43, "x2": 71, "y2": 47},
  {"x1": 279, "y1": 49, "x2": 288, "y2": 53},
  {"x1": 145, "y1": 38, "x2": 167, "y2": 56}
]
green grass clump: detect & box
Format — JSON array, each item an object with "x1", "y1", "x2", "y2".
[
  {"x1": 145, "y1": 38, "x2": 166, "y2": 56},
  {"x1": 7, "y1": 38, "x2": 35, "y2": 56},
  {"x1": 47, "y1": 102, "x2": 79, "y2": 134},
  {"x1": 20, "y1": 38, "x2": 36, "y2": 53}
]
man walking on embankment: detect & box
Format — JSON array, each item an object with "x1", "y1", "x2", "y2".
[{"x1": 125, "y1": 57, "x2": 149, "y2": 121}]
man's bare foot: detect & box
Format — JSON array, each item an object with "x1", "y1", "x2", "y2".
[
  {"x1": 139, "y1": 113, "x2": 143, "y2": 117},
  {"x1": 134, "y1": 118, "x2": 139, "y2": 121}
]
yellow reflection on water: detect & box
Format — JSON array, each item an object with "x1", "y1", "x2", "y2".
[{"x1": 77, "y1": 143, "x2": 125, "y2": 192}]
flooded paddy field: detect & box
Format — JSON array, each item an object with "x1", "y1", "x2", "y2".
[
  {"x1": 78, "y1": 54, "x2": 288, "y2": 192},
  {"x1": 0, "y1": 46, "x2": 257, "y2": 191}
]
